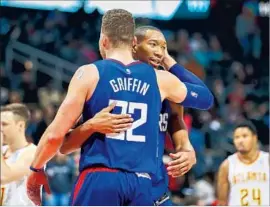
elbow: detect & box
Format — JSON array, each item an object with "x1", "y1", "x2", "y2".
[
  {"x1": 180, "y1": 83, "x2": 214, "y2": 110},
  {"x1": 59, "y1": 145, "x2": 70, "y2": 155},
  {"x1": 46, "y1": 132, "x2": 65, "y2": 147},
  {"x1": 196, "y1": 88, "x2": 214, "y2": 110},
  {"x1": 195, "y1": 89, "x2": 214, "y2": 110},
  {"x1": 204, "y1": 91, "x2": 214, "y2": 110}
]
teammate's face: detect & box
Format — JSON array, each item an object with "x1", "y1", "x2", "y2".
[
  {"x1": 233, "y1": 127, "x2": 257, "y2": 154},
  {"x1": 134, "y1": 30, "x2": 166, "y2": 68},
  {"x1": 0, "y1": 111, "x2": 23, "y2": 143}
]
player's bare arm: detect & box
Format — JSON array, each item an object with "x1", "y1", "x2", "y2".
[
  {"x1": 156, "y1": 70, "x2": 213, "y2": 110},
  {"x1": 217, "y1": 159, "x2": 230, "y2": 206},
  {"x1": 156, "y1": 70, "x2": 187, "y2": 103},
  {"x1": 30, "y1": 64, "x2": 98, "y2": 169},
  {"x1": 0, "y1": 131, "x2": 37, "y2": 185},
  {"x1": 60, "y1": 102, "x2": 133, "y2": 155},
  {"x1": 1, "y1": 145, "x2": 36, "y2": 185},
  {"x1": 166, "y1": 103, "x2": 196, "y2": 177},
  {"x1": 26, "y1": 64, "x2": 99, "y2": 205}
]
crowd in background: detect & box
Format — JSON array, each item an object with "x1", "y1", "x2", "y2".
[{"x1": 0, "y1": 1, "x2": 269, "y2": 205}]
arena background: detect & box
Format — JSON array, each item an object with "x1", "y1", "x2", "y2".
[{"x1": 0, "y1": 0, "x2": 269, "y2": 205}]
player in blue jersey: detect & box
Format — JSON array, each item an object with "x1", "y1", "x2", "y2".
[
  {"x1": 133, "y1": 26, "x2": 205, "y2": 205},
  {"x1": 26, "y1": 9, "x2": 213, "y2": 206},
  {"x1": 60, "y1": 26, "x2": 207, "y2": 206}
]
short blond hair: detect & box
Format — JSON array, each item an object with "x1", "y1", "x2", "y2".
[
  {"x1": 1, "y1": 103, "x2": 30, "y2": 126},
  {"x1": 101, "y1": 9, "x2": 135, "y2": 47}
]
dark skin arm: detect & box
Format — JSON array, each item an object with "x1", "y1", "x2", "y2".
[
  {"x1": 60, "y1": 102, "x2": 133, "y2": 155},
  {"x1": 166, "y1": 103, "x2": 196, "y2": 177},
  {"x1": 217, "y1": 159, "x2": 230, "y2": 206}
]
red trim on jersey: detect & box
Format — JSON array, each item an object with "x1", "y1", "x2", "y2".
[{"x1": 72, "y1": 166, "x2": 119, "y2": 204}]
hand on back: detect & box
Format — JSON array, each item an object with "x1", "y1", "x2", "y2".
[{"x1": 87, "y1": 102, "x2": 133, "y2": 134}]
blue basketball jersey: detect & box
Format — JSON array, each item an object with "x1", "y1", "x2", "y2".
[
  {"x1": 152, "y1": 100, "x2": 172, "y2": 201},
  {"x1": 79, "y1": 59, "x2": 161, "y2": 174}
]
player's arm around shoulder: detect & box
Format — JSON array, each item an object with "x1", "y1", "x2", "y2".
[
  {"x1": 155, "y1": 70, "x2": 187, "y2": 103},
  {"x1": 156, "y1": 69, "x2": 213, "y2": 110},
  {"x1": 1, "y1": 144, "x2": 37, "y2": 185},
  {"x1": 60, "y1": 102, "x2": 133, "y2": 155},
  {"x1": 217, "y1": 159, "x2": 230, "y2": 206}
]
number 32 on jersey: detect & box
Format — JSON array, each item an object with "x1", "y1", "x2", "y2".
[{"x1": 106, "y1": 100, "x2": 147, "y2": 142}]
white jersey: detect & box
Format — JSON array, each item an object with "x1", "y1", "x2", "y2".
[
  {"x1": 1, "y1": 144, "x2": 36, "y2": 206},
  {"x1": 228, "y1": 151, "x2": 269, "y2": 206}
]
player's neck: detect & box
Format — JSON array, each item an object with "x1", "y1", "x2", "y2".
[
  {"x1": 106, "y1": 47, "x2": 134, "y2": 65},
  {"x1": 8, "y1": 134, "x2": 29, "y2": 153},
  {"x1": 238, "y1": 148, "x2": 260, "y2": 164}
]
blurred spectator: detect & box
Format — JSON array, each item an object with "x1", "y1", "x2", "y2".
[
  {"x1": 43, "y1": 152, "x2": 77, "y2": 206},
  {"x1": 208, "y1": 35, "x2": 224, "y2": 62},
  {"x1": 46, "y1": 9, "x2": 67, "y2": 27},
  {"x1": 19, "y1": 71, "x2": 38, "y2": 104},
  {"x1": 33, "y1": 104, "x2": 56, "y2": 145},
  {"x1": 26, "y1": 108, "x2": 43, "y2": 142},
  {"x1": 212, "y1": 78, "x2": 226, "y2": 107},
  {"x1": 192, "y1": 172, "x2": 216, "y2": 205},
  {"x1": 38, "y1": 81, "x2": 63, "y2": 108},
  {"x1": 190, "y1": 32, "x2": 209, "y2": 67},
  {"x1": 8, "y1": 90, "x2": 22, "y2": 104},
  {"x1": 235, "y1": 1, "x2": 261, "y2": 59},
  {"x1": 0, "y1": 67, "x2": 10, "y2": 105},
  {"x1": 176, "y1": 29, "x2": 191, "y2": 56}
]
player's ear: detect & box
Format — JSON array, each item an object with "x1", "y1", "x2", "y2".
[
  {"x1": 101, "y1": 34, "x2": 109, "y2": 49},
  {"x1": 132, "y1": 36, "x2": 138, "y2": 54},
  {"x1": 17, "y1": 120, "x2": 26, "y2": 131}
]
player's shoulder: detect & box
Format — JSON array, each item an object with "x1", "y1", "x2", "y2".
[
  {"x1": 155, "y1": 70, "x2": 172, "y2": 84},
  {"x1": 260, "y1": 150, "x2": 269, "y2": 161},
  {"x1": 155, "y1": 69, "x2": 170, "y2": 76},
  {"x1": 155, "y1": 70, "x2": 180, "y2": 85},
  {"x1": 220, "y1": 158, "x2": 230, "y2": 170},
  {"x1": 19, "y1": 143, "x2": 36, "y2": 158},
  {"x1": 77, "y1": 63, "x2": 98, "y2": 72},
  {"x1": 26, "y1": 143, "x2": 36, "y2": 152},
  {"x1": 226, "y1": 153, "x2": 239, "y2": 166},
  {"x1": 74, "y1": 64, "x2": 99, "y2": 81},
  {"x1": 260, "y1": 150, "x2": 269, "y2": 156}
]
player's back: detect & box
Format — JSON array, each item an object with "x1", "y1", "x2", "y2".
[
  {"x1": 80, "y1": 59, "x2": 162, "y2": 174},
  {"x1": 228, "y1": 151, "x2": 269, "y2": 206}
]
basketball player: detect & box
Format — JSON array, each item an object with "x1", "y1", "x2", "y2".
[
  {"x1": 0, "y1": 103, "x2": 36, "y2": 205},
  {"x1": 59, "y1": 25, "x2": 199, "y2": 206},
  {"x1": 27, "y1": 9, "x2": 213, "y2": 206},
  {"x1": 217, "y1": 122, "x2": 269, "y2": 206}
]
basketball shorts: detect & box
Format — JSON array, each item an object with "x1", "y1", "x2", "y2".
[{"x1": 70, "y1": 166, "x2": 154, "y2": 206}]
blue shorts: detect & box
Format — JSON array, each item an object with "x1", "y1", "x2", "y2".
[
  {"x1": 70, "y1": 166, "x2": 154, "y2": 206},
  {"x1": 152, "y1": 179, "x2": 172, "y2": 206}
]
